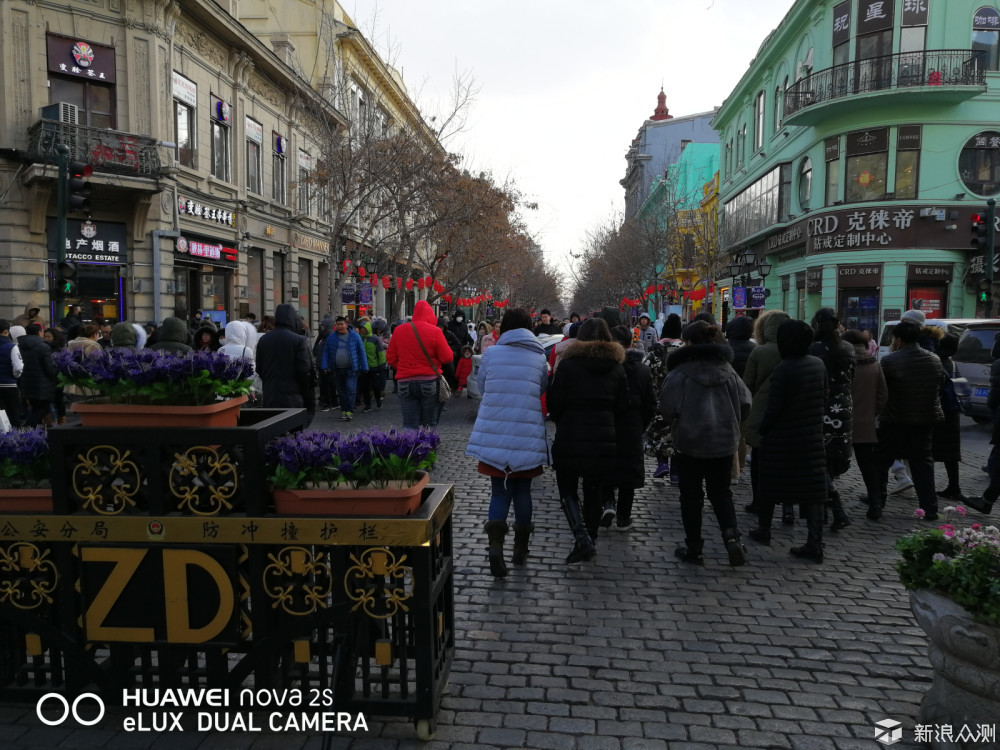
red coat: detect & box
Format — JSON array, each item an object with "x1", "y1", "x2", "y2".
[
  {"x1": 386, "y1": 301, "x2": 454, "y2": 379},
  {"x1": 455, "y1": 356, "x2": 473, "y2": 387}
]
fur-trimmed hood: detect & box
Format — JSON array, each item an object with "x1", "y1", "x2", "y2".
[
  {"x1": 560, "y1": 339, "x2": 625, "y2": 372},
  {"x1": 666, "y1": 343, "x2": 736, "y2": 387}
]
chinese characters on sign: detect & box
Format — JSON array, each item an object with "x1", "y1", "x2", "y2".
[
  {"x1": 914, "y1": 724, "x2": 996, "y2": 745},
  {"x1": 46, "y1": 34, "x2": 116, "y2": 83},
  {"x1": 178, "y1": 197, "x2": 236, "y2": 227},
  {"x1": 46, "y1": 219, "x2": 128, "y2": 264},
  {"x1": 176, "y1": 238, "x2": 238, "y2": 263},
  {"x1": 807, "y1": 208, "x2": 914, "y2": 252}
]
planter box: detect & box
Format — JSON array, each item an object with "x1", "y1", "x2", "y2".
[
  {"x1": 909, "y1": 589, "x2": 1000, "y2": 747},
  {"x1": 273, "y1": 471, "x2": 430, "y2": 515},
  {"x1": 72, "y1": 396, "x2": 247, "y2": 428},
  {"x1": 0, "y1": 488, "x2": 53, "y2": 513}
]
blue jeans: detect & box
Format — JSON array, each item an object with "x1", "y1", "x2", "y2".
[
  {"x1": 488, "y1": 476, "x2": 533, "y2": 525},
  {"x1": 334, "y1": 369, "x2": 358, "y2": 414},
  {"x1": 398, "y1": 379, "x2": 439, "y2": 428}
]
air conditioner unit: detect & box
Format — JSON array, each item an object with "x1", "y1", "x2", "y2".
[{"x1": 40, "y1": 102, "x2": 79, "y2": 125}]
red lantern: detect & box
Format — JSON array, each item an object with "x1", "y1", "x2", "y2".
[
  {"x1": 382, "y1": 276, "x2": 391, "y2": 289},
  {"x1": 359, "y1": 267, "x2": 366, "y2": 278},
  {"x1": 397, "y1": 277, "x2": 402, "y2": 290},
  {"x1": 405, "y1": 279, "x2": 414, "y2": 291},
  {"x1": 433, "y1": 281, "x2": 444, "y2": 293},
  {"x1": 417, "y1": 278, "x2": 425, "y2": 290},
  {"x1": 370, "y1": 273, "x2": 378, "y2": 285}
]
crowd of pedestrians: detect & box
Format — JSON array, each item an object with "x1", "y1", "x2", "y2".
[
  {"x1": 463, "y1": 303, "x2": 995, "y2": 576},
  {"x1": 2, "y1": 300, "x2": 994, "y2": 578}
]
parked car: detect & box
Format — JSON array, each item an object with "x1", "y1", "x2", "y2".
[
  {"x1": 877, "y1": 318, "x2": 984, "y2": 360},
  {"x1": 954, "y1": 321, "x2": 1000, "y2": 423}
]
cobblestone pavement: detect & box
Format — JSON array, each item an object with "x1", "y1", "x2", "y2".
[{"x1": 2, "y1": 393, "x2": 994, "y2": 749}]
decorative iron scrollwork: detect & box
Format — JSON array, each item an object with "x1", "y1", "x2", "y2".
[
  {"x1": 262, "y1": 546, "x2": 332, "y2": 615},
  {"x1": 169, "y1": 446, "x2": 239, "y2": 515},
  {"x1": 0, "y1": 543, "x2": 58, "y2": 610},
  {"x1": 72, "y1": 445, "x2": 141, "y2": 515},
  {"x1": 344, "y1": 547, "x2": 413, "y2": 620}
]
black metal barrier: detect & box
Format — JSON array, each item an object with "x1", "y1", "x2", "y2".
[{"x1": 0, "y1": 408, "x2": 454, "y2": 739}]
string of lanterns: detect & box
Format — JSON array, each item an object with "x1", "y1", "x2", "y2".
[
  {"x1": 619, "y1": 282, "x2": 714, "y2": 309},
  {"x1": 340, "y1": 259, "x2": 509, "y2": 307}
]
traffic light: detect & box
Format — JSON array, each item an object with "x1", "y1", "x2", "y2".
[
  {"x1": 972, "y1": 212, "x2": 989, "y2": 251},
  {"x1": 67, "y1": 161, "x2": 92, "y2": 213},
  {"x1": 56, "y1": 260, "x2": 78, "y2": 296}
]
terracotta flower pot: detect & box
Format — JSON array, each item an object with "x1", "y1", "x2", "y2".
[
  {"x1": 72, "y1": 396, "x2": 248, "y2": 428},
  {"x1": 0, "y1": 488, "x2": 54, "y2": 513},
  {"x1": 909, "y1": 589, "x2": 1000, "y2": 745},
  {"x1": 272, "y1": 471, "x2": 430, "y2": 515}
]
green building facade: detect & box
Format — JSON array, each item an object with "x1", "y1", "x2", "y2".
[{"x1": 713, "y1": 0, "x2": 1000, "y2": 329}]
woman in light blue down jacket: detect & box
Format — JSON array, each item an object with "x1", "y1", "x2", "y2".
[{"x1": 466, "y1": 308, "x2": 549, "y2": 578}]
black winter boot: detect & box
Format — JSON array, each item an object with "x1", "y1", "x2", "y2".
[
  {"x1": 964, "y1": 494, "x2": 995, "y2": 515},
  {"x1": 674, "y1": 538, "x2": 704, "y2": 564},
  {"x1": 790, "y1": 518, "x2": 824, "y2": 563},
  {"x1": 512, "y1": 524, "x2": 533, "y2": 565},
  {"x1": 560, "y1": 495, "x2": 596, "y2": 563},
  {"x1": 829, "y1": 490, "x2": 851, "y2": 532},
  {"x1": 484, "y1": 520, "x2": 509, "y2": 577},
  {"x1": 722, "y1": 528, "x2": 747, "y2": 567}
]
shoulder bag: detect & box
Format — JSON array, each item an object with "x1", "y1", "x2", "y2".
[{"x1": 410, "y1": 322, "x2": 451, "y2": 402}]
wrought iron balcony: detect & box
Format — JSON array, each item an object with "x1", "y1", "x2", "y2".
[
  {"x1": 26, "y1": 119, "x2": 161, "y2": 178},
  {"x1": 784, "y1": 49, "x2": 986, "y2": 119}
]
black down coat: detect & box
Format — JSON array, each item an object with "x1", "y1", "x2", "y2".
[
  {"x1": 548, "y1": 339, "x2": 629, "y2": 477},
  {"x1": 613, "y1": 349, "x2": 657, "y2": 489},
  {"x1": 256, "y1": 303, "x2": 316, "y2": 413},
  {"x1": 18, "y1": 334, "x2": 57, "y2": 400},
  {"x1": 758, "y1": 354, "x2": 828, "y2": 507}
]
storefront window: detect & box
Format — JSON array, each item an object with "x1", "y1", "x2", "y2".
[
  {"x1": 973, "y1": 7, "x2": 1000, "y2": 71},
  {"x1": 273, "y1": 252, "x2": 285, "y2": 310},
  {"x1": 846, "y1": 152, "x2": 888, "y2": 202},
  {"x1": 298, "y1": 258, "x2": 311, "y2": 327},
  {"x1": 840, "y1": 291, "x2": 880, "y2": 332},
  {"x1": 247, "y1": 248, "x2": 264, "y2": 319},
  {"x1": 895, "y1": 151, "x2": 919, "y2": 200}
]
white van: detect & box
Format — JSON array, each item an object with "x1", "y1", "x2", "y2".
[{"x1": 877, "y1": 318, "x2": 985, "y2": 360}]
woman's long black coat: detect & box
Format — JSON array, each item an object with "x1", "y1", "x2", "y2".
[
  {"x1": 613, "y1": 349, "x2": 656, "y2": 489},
  {"x1": 758, "y1": 355, "x2": 828, "y2": 507}
]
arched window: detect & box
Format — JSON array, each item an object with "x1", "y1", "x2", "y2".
[
  {"x1": 753, "y1": 91, "x2": 766, "y2": 150},
  {"x1": 973, "y1": 7, "x2": 1000, "y2": 71}
]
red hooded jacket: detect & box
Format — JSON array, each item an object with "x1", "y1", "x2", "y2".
[{"x1": 386, "y1": 300, "x2": 454, "y2": 380}]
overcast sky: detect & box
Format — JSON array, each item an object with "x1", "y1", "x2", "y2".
[{"x1": 352, "y1": 0, "x2": 797, "y2": 281}]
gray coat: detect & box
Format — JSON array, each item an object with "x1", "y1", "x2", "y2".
[{"x1": 659, "y1": 343, "x2": 751, "y2": 459}]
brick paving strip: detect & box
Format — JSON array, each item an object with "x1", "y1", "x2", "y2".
[{"x1": 4, "y1": 396, "x2": 987, "y2": 749}]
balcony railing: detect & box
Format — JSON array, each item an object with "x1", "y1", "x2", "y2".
[
  {"x1": 26, "y1": 119, "x2": 161, "y2": 178},
  {"x1": 785, "y1": 49, "x2": 986, "y2": 117}
]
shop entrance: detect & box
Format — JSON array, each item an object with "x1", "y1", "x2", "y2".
[{"x1": 174, "y1": 265, "x2": 231, "y2": 327}]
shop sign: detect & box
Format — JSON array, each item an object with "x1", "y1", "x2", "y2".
[
  {"x1": 967, "y1": 253, "x2": 1000, "y2": 276},
  {"x1": 172, "y1": 72, "x2": 197, "y2": 107},
  {"x1": 908, "y1": 264, "x2": 952, "y2": 281},
  {"x1": 359, "y1": 283, "x2": 373, "y2": 304},
  {"x1": 342, "y1": 283, "x2": 356, "y2": 305},
  {"x1": 297, "y1": 150, "x2": 312, "y2": 170},
  {"x1": 178, "y1": 197, "x2": 236, "y2": 227},
  {"x1": 766, "y1": 225, "x2": 804, "y2": 252},
  {"x1": 175, "y1": 237, "x2": 238, "y2": 264},
  {"x1": 781, "y1": 275, "x2": 790, "y2": 291},
  {"x1": 903, "y1": 1, "x2": 929, "y2": 26},
  {"x1": 846, "y1": 128, "x2": 889, "y2": 156},
  {"x1": 47, "y1": 33, "x2": 116, "y2": 83},
  {"x1": 292, "y1": 231, "x2": 329, "y2": 253},
  {"x1": 46, "y1": 219, "x2": 127, "y2": 264},
  {"x1": 858, "y1": 0, "x2": 893, "y2": 34},
  {"x1": 825, "y1": 137, "x2": 840, "y2": 162},
  {"x1": 245, "y1": 117, "x2": 263, "y2": 144},
  {"x1": 838, "y1": 263, "x2": 883, "y2": 288},
  {"x1": 884, "y1": 308, "x2": 901, "y2": 321},
  {"x1": 974, "y1": 7, "x2": 1000, "y2": 30},
  {"x1": 796, "y1": 271, "x2": 806, "y2": 289},
  {"x1": 732, "y1": 287, "x2": 747, "y2": 309},
  {"x1": 833, "y1": 1, "x2": 851, "y2": 46},
  {"x1": 807, "y1": 206, "x2": 913, "y2": 252},
  {"x1": 749, "y1": 287, "x2": 766, "y2": 308},
  {"x1": 807, "y1": 266, "x2": 823, "y2": 292},
  {"x1": 898, "y1": 125, "x2": 921, "y2": 151}
]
